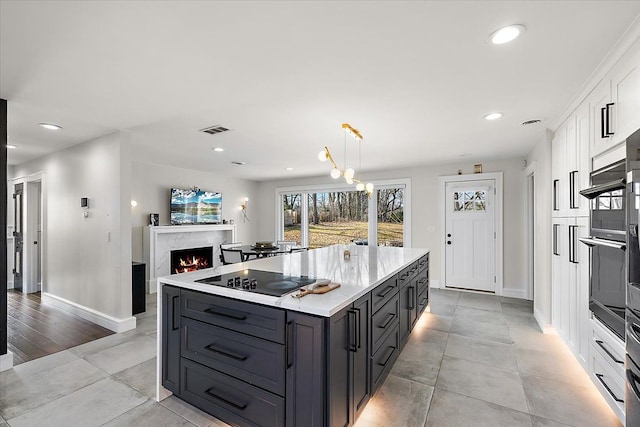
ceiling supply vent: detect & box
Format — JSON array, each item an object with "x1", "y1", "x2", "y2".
[
  {"x1": 200, "y1": 125, "x2": 230, "y2": 135},
  {"x1": 231, "y1": 161, "x2": 245, "y2": 165},
  {"x1": 520, "y1": 119, "x2": 542, "y2": 126}
]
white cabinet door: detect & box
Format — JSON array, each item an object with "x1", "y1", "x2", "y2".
[
  {"x1": 552, "y1": 218, "x2": 568, "y2": 337},
  {"x1": 552, "y1": 126, "x2": 567, "y2": 217},
  {"x1": 611, "y1": 42, "x2": 640, "y2": 143},
  {"x1": 565, "y1": 115, "x2": 579, "y2": 216},
  {"x1": 590, "y1": 79, "x2": 614, "y2": 157},
  {"x1": 575, "y1": 103, "x2": 591, "y2": 217},
  {"x1": 576, "y1": 217, "x2": 590, "y2": 366}
]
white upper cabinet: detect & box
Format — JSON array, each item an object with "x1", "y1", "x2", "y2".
[
  {"x1": 575, "y1": 103, "x2": 591, "y2": 217},
  {"x1": 591, "y1": 39, "x2": 640, "y2": 157},
  {"x1": 552, "y1": 124, "x2": 568, "y2": 217}
]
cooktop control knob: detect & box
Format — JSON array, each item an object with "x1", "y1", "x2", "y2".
[
  {"x1": 250, "y1": 278, "x2": 257, "y2": 289},
  {"x1": 242, "y1": 278, "x2": 250, "y2": 289},
  {"x1": 227, "y1": 278, "x2": 234, "y2": 287},
  {"x1": 234, "y1": 277, "x2": 241, "y2": 287}
]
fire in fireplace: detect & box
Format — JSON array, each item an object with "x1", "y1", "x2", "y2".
[{"x1": 171, "y1": 246, "x2": 213, "y2": 274}]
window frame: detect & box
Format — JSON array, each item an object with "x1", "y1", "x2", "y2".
[{"x1": 275, "y1": 178, "x2": 411, "y2": 248}]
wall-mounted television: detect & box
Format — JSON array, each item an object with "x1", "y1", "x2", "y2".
[{"x1": 170, "y1": 188, "x2": 222, "y2": 225}]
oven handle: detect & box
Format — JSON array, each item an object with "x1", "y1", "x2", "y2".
[
  {"x1": 578, "y1": 237, "x2": 626, "y2": 250},
  {"x1": 578, "y1": 178, "x2": 625, "y2": 200}
]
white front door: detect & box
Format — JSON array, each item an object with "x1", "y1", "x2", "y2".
[{"x1": 444, "y1": 179, "x2": 496, "y2": 292}]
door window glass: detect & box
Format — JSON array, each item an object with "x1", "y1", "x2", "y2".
[
  {"x1": 453, "y1": 190, "x2": 486, "y2": 212},
  {"x1": 282, "y1": 194, "x2": 302, "y2": 244},
  {"x1": 308, "y1": 191, "x2": 368, "y2": 249},
  {"x1": 377, "y1": 188, "x2": 404, "y2": 246}
]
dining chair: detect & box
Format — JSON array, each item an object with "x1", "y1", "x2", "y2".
[{"x1": 220, "y1": 243, "x2": 246, "y2": 265}]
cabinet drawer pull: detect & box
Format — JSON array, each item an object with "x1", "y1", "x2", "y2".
[
  {"x1": 204, "y1": 387, "x2": 248, "y2": 410},
  {"x1": 605, "y1": 103, "x2": 615, "y2": 136},
  {"x1": 204, "y1": 307, "x2": 247, "y2": 321},
  {"x1": 408, "y1": 286, "x2": 415, "y2": 310},
  {"x1": 378, "y1": 346, "x2": 396, "y2": 367},
  {"x1": 420, "y1": 297, "x2": 428, "y2": 306},
  {"x1": 348, "y1": 309, "x2": 357, "y2": 352},
  {"x1": 379, "y1": 312, "x2": 396, "y2": 330},
  {"x1": 204, "y1": 344, "x2": 248, "y2": 362},
  {"x1": 377, "y1": 285, "x2": 395, "y2": 298},
  {"x1": 355, "y1": 307, "x2": 362, "y2": 350},
  {"x1": 418, "y1": 277, "x2": 428, "y2": 285},
  {"x1": 400, "y1": 272, "x2": 409, "y2": 281},
  {"x1": 595, "y1": 373, "x2": 623, "y2": 403},
  {"x1": 595, "y1": 339, "x2": 623, "y2": 364},
  {"x1": 601, "y1": 106, "x2": 608, "y2": 138}
]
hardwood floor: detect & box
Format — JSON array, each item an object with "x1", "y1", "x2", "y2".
[{"x1": 7, "y1": 290, "x2": 114, "y2": 365}]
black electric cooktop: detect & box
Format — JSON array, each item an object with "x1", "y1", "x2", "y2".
[{"x1": 195, "y1": 269, "x2": 316, "y2": 297}]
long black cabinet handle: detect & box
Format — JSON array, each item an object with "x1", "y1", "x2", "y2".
[
  {"x1": 553, "y1": 224, "x2": 559, "y2": 256},
  {"x1": 553, "y1": 180, "x2": 559, "y2": 211},
  {"x1": 601, "y1": 106, "x2": 608, "y2": 138},
  {"x1": 379, "y1": 312, "x2": 396, "y2": 330},
  {"x1": 204, "y1": 344, "x2": 248, "y2": 362},
  {"x1": 286, "y1": 321, "x2": 294, "y2": 368},
  {"x1": 204, "y1": 307, "x2": 247, "y2": 321},
  {"x1": 378, "y1": 346, "x2": 396, "y2": 367},
  {"x1": 569, "y1": 171, "x2": 579, "y2": 209},
  {"x1": 377, "y1": 285, "x2": 395, "y2": 298},
  {"x1": 172, "y1": 295, "x2": 180, "y2": 331},
  {"x1": 355, "y1": 308, "x2": 362, "y2": 350},
  {"x1": 205, "y1": 387, "x2": 248, "y2": 410},
  {"x1": 408, "y1": 286, "x2": 415, "y2": 310},
  {"x1": 605, "y1": 103, "x2": 615, "y2": 136},
  {"x1": 348, "y1": 309, "x2": 357, "y2": 352},
  {"x1": 418, "y1": 277, "x2": 428, "y2": 285},
  {"x1": 595, "y1": 339, "x2": 623, "y2": 364},
  {"x1": 595, "y1": 373, "x2": 623, "y2": 403}
]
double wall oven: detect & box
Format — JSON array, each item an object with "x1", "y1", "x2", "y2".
[{"x1": 580, "y1": 159, "x2": 627, "y2": 339}]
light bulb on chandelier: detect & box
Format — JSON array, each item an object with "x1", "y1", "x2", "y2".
[
  {"x1": 356, "y1": 182, "x2": 365, "y2": 191},
  {"x1": 330, "y1": 168, "x2": 341, "y2": 179}
]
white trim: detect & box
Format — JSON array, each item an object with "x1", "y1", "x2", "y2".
[
  {"x1": 0, "y1": 352, "x2": 14, "y2": 372},
  {"x1": 438, "y1": 172, "x2": 504, "y2": 295},
  {"x1": 524, "y1": 161, "x2": 537, "y2": 301},
  {"x1": 534, "y1": 307, "x2": 558, "y2": 335},
  {"x1": 42, "y1": 292, "x2": 136, "y2": 333},
  {"x1": 502, "y1": 288, "x2": 529, "y2": 300},
  {"x1": 275, "y1": 178, "x2": 412, "y2": 248}
]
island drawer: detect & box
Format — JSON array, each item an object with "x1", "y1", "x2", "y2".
[
  {"x1": 181, "y1": 317, "x2": 285, "y2": 396},
  {"x1": 181, "y1": 289, "x2": 286, "y2": 344},
  {"x1": 180, "y1": 358, "x2": 285, "y2": 427},
  {"x1": 418, "y1": 287, "x2": 429, "y2": 314},
  {"x1": 372, "y1": 293, "x2": 399, "y2": 353},
  {"x1": 371, "y1": 276, "x2": 398, "y2": 314},
  {"x1": 416, "y1": 269, "x2": 428, "y2": 295},
  {"x1": 397, "y1": 262, "x2": 419, "y2": 288},
  {"x1": 418, "y1": 254, "x2": 429, "y2": 272},
  {"x1": 372, "y1": 325, "x2": 400, "y2": 393}
]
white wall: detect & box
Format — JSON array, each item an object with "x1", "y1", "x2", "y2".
[
  {"x1": 526, "y1": 131, "x2": 553, "y2": 327},
  {"x1": 256, "y1": 157, "x2": 528, "y2": 296},
  {"x1": 11, "y1": 131, "x2": 133, "y2": 320},
  {"x1": 130, "y1": 161, "x2": 259, "y2": 262},
  {"x1": 6, "y1": 165, "x2": 14, "y2": 288}
]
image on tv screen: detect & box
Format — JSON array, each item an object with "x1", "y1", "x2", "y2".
[{"x1": 170, "y1": 188, "x2": 222, "y2": 225}]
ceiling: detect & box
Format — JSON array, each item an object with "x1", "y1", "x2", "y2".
[{"x1": 2, "y1": 1, "x2": 640, "y2": 181}]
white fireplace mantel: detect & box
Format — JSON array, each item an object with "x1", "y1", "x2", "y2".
[{"x1": 142, "y1": 224, "x2": 236, "y2": 292}]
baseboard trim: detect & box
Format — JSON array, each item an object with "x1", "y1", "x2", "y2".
[
  {"x1": 502, "y1": 288, "x2": 528, "y2": 300},
  {"x1": 0, "y1": 352, "x2": 14, "y2": 372},
  {"x1": 534, "y1": 307, "x2": 558, "y2": 335},
  {"x1": 42, "y1": 292, "x2": 136, "y2": 333}
]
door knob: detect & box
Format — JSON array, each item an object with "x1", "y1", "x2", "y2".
[{"x1": 447, "y1": 241, "x2": 452, "y2": 245}]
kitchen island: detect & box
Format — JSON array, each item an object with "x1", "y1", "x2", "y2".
[{"x1": 156, "y1": 244, "x2": 429, "y2": 427}]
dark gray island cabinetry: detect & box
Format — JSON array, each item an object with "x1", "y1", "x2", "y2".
[{"x1": 160, "y1": 247, "x2": 429, "y2": 427}]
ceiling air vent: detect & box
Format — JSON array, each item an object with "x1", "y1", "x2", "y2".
[
  {"x1": 200, "y1": 125, "x2": 230, "y2": 135},
  {"x1": 520, "y1": 119, "x2": 542, "y2": 126}
]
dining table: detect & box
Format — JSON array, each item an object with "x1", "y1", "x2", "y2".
[{"x1": 237, "y1": 243, "x2": 306, "y2": 259}]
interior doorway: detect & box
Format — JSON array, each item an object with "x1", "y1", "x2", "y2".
[
  {"x1": 439, "y1": 173, "x2": 504, "y2": 294},
  {"x1": 525, "y1": 161, "x2": 537, "y2": 300}
]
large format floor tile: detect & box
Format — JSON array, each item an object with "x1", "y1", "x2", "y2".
[
  {"x1": 6, "y1": 378, "x2": 148, "y2": 427},
  {"x1": 425, "y1": 388, "x2": 533, "y2": 427},
  {"x1": 444, "y1": 333, "x2": 518, "y2": 371},
  {"x1": 457, "y1": 291, "x2": 504, "y2": 312},
  {"x1": 358, "y1": 374, "x2": 434, "y2": 427},
  {"x1": 415, "y1": 311, "x2": 452, "y2": 332},
  {"x1": 450, "y1": 306, "x2": 512, "y2": 344},
  {"x1": 436, "y1": 356, "x2": 529, "y2": 413},
  {"x1": 83, "y1": 334, "x2": 157, "y2": 375},
  {"x1": 102, "y1": 400, "x2": 194, "y2": 427},
  {"x1": 114, "y1": 357, "x2": 158, "y2": 399},
  {"x1": 159, "y1": 396, "x2": 230, "y2": 427},
  {"x1": 522, "y1": 374, "x2": 622, "y2": 427}
]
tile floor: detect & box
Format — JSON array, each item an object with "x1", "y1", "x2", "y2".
[{"x1": 0, "y1": 289, "x2": 623, "y2": 427}]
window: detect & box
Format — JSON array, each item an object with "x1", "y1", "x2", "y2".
[
  {"x1": 453, "y1": 190, "x2": 486, "y2": 212},
  {"x1": 377, "y1": 187, "x2": 404, "y2": 246},
  {"x1": 277, "y1": 180, "x2": 410, "y2": 248}
]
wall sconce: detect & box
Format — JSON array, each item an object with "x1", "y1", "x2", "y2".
[{"x1": 239, "y1": 197, "x2": 249, "y2": 222}]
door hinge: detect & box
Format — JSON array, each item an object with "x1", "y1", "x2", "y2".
[{"x1": 12, "y1": 193, "x2": 16, "y2": 199}]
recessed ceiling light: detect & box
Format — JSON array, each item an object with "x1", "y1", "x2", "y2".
[
  {"x1": 213, "y1": 147, "x2": 224, "y2": 152},
  {"x1": 6, "y1": 144, "x2": 17, "y2": 149},
  {"x1": 286, "y1": 167, "x2": 293, "y2": 171},
  {"x1": 231, "y1": 161, "x2": 245, "y2": 165},
  {"x1": 38, "y1": 122, "x2": 62, "y2": 130},
  {"x1": 488, "y1": 24, "x2": 526, "y2": 45},
  {"x1": 484, "y1": 112, "x2": 503, "y2": 121}
]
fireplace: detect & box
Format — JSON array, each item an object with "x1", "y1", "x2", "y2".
[{"x1": 171, "y1": 246, "x2": 213, "y2": 274}]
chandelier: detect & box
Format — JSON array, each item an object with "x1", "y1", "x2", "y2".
[{"x1": 318, "y1": 123, "x2": 374, "y2": 195}]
